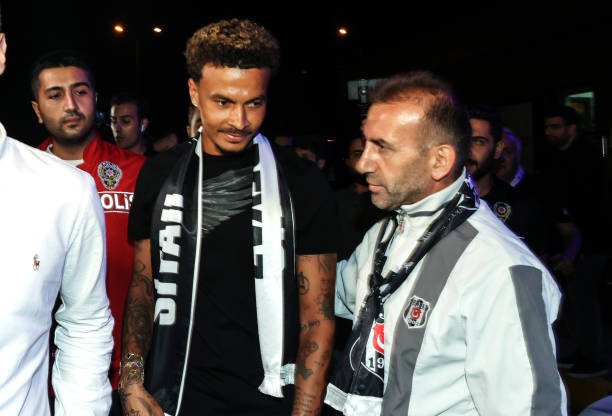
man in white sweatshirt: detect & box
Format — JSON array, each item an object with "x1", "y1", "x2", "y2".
[
  {"x1": 0, "y1": 17, "x2": 114, "y2": 416},
  {"x1": 326, "y1": 71, "x2": 567, "y2": 415}
]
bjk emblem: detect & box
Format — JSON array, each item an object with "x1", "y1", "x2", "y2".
[{"x1": 403, "y1": 296, "x2": 430, "y2": 328}]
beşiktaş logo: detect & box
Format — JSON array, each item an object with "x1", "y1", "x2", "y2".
[
  {"x1": 350, "y1": 314, "x2": 385, "y2": 382},
  {"x1": 403, "y1": 296, "x2": 431, "y2": 328},
  {"x1": 97, "y1": 161, "x2": 123, "y2": 190}
]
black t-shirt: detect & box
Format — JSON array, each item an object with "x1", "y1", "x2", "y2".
[
  {"x1": 334, "y1": 186, "x2": 386, "y2": 261},
  {"x1": 539, "y1": 138, "x2": 608, "y2": 253},
  {"x1": 128, "y1": 142, "x2": 339, "y2": 415},
  {"x1": 481, "y1": 178, "x2": 551, "y2": 256}
]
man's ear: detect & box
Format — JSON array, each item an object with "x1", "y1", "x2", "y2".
[
  {"x1": 141, "y1": 118, "x2": 150, "y2": 133},
  {"x1": 188, "y1": 78, "x2": 200, "y2": 108},
  {"x1": 494, "y1": 139, "x2": 504, "y2": 160},
  {"x1": 430, "y1": 144, "x2": 456, "y2": 181},
  {"x1": 31, "y1": 100, "x2": 44, "y2": 124}
]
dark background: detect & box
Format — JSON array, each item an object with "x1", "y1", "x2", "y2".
[{"x1": 1, "y1": 2, "x2": 611, "y2": 171}]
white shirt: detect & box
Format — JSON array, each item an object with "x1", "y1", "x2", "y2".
[{"x1": 0, "y1": 123, "x2": 113, "y2": 416}]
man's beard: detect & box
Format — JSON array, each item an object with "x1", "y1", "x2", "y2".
[
  {"x1": 467, "y1": 152, "x2": 495, "y2": 181},
  {"x1": 546, "y1": 134, "x2": 571, "y2": 150},
  {"x1": 48, "y1": 111, "x2": 95, "y2": 147}
]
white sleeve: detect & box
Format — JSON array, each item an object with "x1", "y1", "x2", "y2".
[
  {"x1": 335, "y1": 254, "x2": 358, "y2": 320},
  {"x1": 463, "y1": 264, "x2": 567, "y2": 415},
  {"x1": 52, "y1": 177, "x2": 114, "y2": 416},
  {"x1": 335, "y1": 226, "x2": 376, "y2": 321}
]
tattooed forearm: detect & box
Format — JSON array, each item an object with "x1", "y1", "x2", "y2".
[
  {"x1": 317, "y1": 254, "x2": 335, "y2": 275},
  {"x1": 292, "y1": 386, "x2": 321, "y2": 416},
  {"x1": 130, "y1": 260, "x2": 154, "y2": 297},
  {"x1": 298, "y1": 271, "x2": 310, "y2": 295},
  {"x1": 293, "y1": 253, "x2": 336, "y2": 416},
  {"x1": 315, "y1": 279, "x2": 335, "y2": 321},
  {"x1": 295, "y1": 361, "x2": 314, "y2": 380},
  {"x1": 300, "y1": 320, "x2": 320, "y2": 333},
  {"x1": 299, "y1": 254, "x2": 336, "y2": 275},
  {"x1": 122, "y1": 239, "x2": 154, "y2": 359},
  {"x1": 123, "y1": 298, "x2": 154, "y2": 359}
]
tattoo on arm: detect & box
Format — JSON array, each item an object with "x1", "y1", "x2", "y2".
[
  {"x1": 130, "y1": 260, "x2": 153, "y2": 297},
  {"x1": 315, "y1": 278, "x2": 334, "y2": 321},
  {"x1": 122, "y1": 240, "x2": 154, "y2": 360},
  {"x1": 293, "y1": 253, "x2": 336, "y2": 416},
  {"x1": 298, "y1": 271, "x2": 310, "y2": 295},
  {"x1": 300, "y1": 320, "x2": 320, "y2": 333},
  {"x1": 295, "y1": 361, "x2": 314, "y2": 380},
  {"x1": 293, "y1": 386, "x2": 322, "y2": 416}
]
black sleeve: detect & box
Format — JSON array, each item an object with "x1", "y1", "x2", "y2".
[
  {"x1": 128, "y1": 147, "x2": 185, "y2": 240},
  {"x1": 275, "y1": 146, "x2": 340, "y2": 255}
]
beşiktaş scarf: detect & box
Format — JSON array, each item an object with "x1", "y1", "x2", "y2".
[
  {"x1": 147, "y1": 134, "x2": 295, "y2": 414},
  {"x1": 326, "y1": 173, "x2": 478, "y2": 416}
]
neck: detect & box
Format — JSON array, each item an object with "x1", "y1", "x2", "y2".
[
  {"x1": 399, "y1": 172, "x2": 465, "y2": 217},
  {"x1": 50, "y1": 130, "x2": 95, "y2": 160},
  {"x1": 474, "y1": 172, "x2": 494, "y2": 198},
  {"x1": 125, "y1": 139, "x2": 147, "y2": 155}
]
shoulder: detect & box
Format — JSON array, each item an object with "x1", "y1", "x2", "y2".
[
  {"x1": 465, "y1": 204, "x2": 538, "y2": 264},
  {"x1": 140, "y1": 141, "x2": 193, "y2": 178},
  {"x1": 458, "y1": 205, "x2": 558, "y2": 292},
  {"x1": 2, "y1": 137, "x2": 99, "y2": 220},
  {"x1": 96, "y1": 138, "x2": 146, "y2": 170},
  {"x1": 6, "y1": 136, "x2": 94, "y2": 189},
  {"x1": 272, "y1": 143, "x2": 332, "y2": 201}
]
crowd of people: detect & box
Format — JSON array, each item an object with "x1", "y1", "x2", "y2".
[{"x1": 0, "y1": 9, "x2": 609, "y2": 416}]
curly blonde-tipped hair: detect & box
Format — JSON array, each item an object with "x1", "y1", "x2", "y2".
[{"x1": 185, "y1": 18, "x2": 280, "y2": 82}]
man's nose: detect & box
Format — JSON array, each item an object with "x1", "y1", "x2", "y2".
[
  {"x1": 356, "y1": 144, "x2": 374, "y2": 175},
  {"x1": 64, "y1": 92, "x2": 77, "y2": 111},
  {"x1": 229, "y1": 106, "x2": 249, "y2": 130}
]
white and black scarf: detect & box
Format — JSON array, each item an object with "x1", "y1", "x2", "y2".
[
  {"x1": 326, "y1": 174, "x2": 478, "y2": 415},
  {"x1": 147, "y1": 134, "x2": 296, "y2": 414}
]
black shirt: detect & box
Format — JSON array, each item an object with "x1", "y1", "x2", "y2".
[
  {"x1": 539, "y1": 138, "x2": 607, "y2": 253},
  {"x1": 481, "y1": 178, "x2": 551, "y2": 257},
  {"x1": 128, "y1": 142, "x2": 339, "y2": 415},
  {"x1": 334, "y1": 186, "x2": 386, "y2": 261}
]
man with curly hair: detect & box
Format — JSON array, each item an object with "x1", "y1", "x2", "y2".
[{"x1": 121, "y1": 19, "x2": 339, "y2": 416}]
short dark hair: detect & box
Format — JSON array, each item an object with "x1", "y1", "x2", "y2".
[
  {"x1": 468, "y1": 105, "x2": 504, "y2": 143},
  {"x1": 110, "y1": 92, "x2": 149, "y2": 121},
  {"x1": 294, "y1": 135, "x2": 328, "y2": 160},
  {"x1": 370, "y1": 70, "x2": 471, "y2": 178},
  {"x1": 184, "y1": 18, "x2": 280, "y2": 82},
  {"x1": 544, "y1": 105, "x2": 579, "y2": 126},
  {"x1": 31, "y1": 51, "x2": 94, "y2": 100}
]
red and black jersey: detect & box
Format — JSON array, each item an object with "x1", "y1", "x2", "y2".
[{"x1": 39, "y1": 133, "x2": 146, "y2": 389}]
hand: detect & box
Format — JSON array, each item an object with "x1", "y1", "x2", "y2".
[{"x1": 119, "y1": 383, "x2": 164, "y2": 416}]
